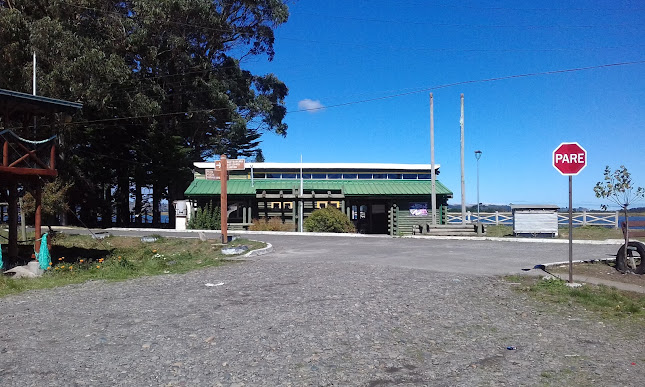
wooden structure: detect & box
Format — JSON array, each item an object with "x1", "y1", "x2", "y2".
[
  {"x1": 184, "y1": 162, "x2": 453, "y2": 235},
  {"x1": 511, "y1": 204, "x2": 560, "y2": 237},
  {"x1": 0, "y1": 88, "x2": 82, "y2": 264}
]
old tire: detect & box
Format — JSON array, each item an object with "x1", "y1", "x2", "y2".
[{"x1": 616, "y1": 241, "x2": 645, "y2": 274}]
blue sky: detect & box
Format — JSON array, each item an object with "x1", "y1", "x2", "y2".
[{"x1": 244, "y1": 0, "x2": 644, "y2": 210}]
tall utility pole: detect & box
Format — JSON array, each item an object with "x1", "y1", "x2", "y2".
[
  {"x1": 460, "y1": 94, "x2": 466, "y2": 223},
  {"x1": 299, "y1": 155, "x2": 304, "y2": 232},
  {"x1": 430, "y1": 93, "x2": 437, "y2": 225}
]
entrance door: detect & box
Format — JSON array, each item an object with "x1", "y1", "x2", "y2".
[{"x1": 350, "y1": 202, "x2": 388, "y2": 234}]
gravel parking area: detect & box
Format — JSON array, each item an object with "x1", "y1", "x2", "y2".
[{"x1": 1, "y1": 258, "x2": 643, "y2": 386}]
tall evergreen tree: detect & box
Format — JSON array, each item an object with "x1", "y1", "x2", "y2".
[{"x1": 0, "y1": 0, "x2": 289, "y2": 227}]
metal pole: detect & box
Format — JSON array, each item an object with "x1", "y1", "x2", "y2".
[
  {"x1": 475, "y1": 151, "x2": 481, "y2": 228},
  {"x1": 460, "y1": 94, "x2": 466, "y2": 223},
  {"x1": 299, "y1": 155, "x2": 303, "y2": 232},
  {"x1": 568, "y1": 175, "x2": 573, "y2": 283},
  {"x1": 430, "y1": 93, "x2": 437, "y2": 225}
]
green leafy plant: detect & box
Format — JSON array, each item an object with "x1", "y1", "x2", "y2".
[
  {"x1": 249, "y1": 217, "x2": 293, "y2": 231},
  {"x1": 594, "y1": 165, "x2": 645, "y2": 272},
  {"x1": 187, "y1": 202, "x2": 221, "y2": 230},
  {"x1": 304, "y1": 206, "x2": 356, "y2": 233}
]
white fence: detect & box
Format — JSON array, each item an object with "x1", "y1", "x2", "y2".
[{"x1": 446, "y1": 211, "x2": 619, "y2": 228}]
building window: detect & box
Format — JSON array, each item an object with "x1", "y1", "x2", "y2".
[
  {"x1": 388, "y1": 174, "x2": 402, "y2": 179},
  {"x1": 312, "y1": 173, "x2": 326, "y2": 179},
  {"x1": 358, "y1": 174, "x2": 372, "y2": 179},
  {"x1": 342, "y1": 173, "x2": 358, "y2": 179},
  {"x1": 271, "y1": 202, "x2": 282, "y2": 209},
  {"x1": 373, "y1": 173, "x2": 387, "y2": 179},
  {"x1": 266, "y1": 173, "x2": 280, "y2": 178},
  {"x1": 328, "y1": 173, "x2": 341, "y2": 179},
  {"x1": 282, "y1": 173, "x2": 296, "y2": 179},
  {"x1": 403, "y1": 174, "x2": 417, "y2": 179},
  {"x1": 284, "y1": 202, "x2": 292, "y2": 210},
  {"x1": 418, "y1": 174, "x2": 431, "y2": 179}
]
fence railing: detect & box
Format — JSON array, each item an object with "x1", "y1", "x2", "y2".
[{"x1": 446, "y1": 211, "x2": 620, "y2": 228}]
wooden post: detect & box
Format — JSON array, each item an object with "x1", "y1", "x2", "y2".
[
  {"x1": 220, "y1": 155, "x2": 228, "y2": 244},
  {"x1": 3, "y1": 140, "x2": 8, "y2": 166},
  {"x1": 8, "y1": 182, "x2": 18, "y2": 259},
  {"x1": 34, "y1": 185, "x2": 42, "y2": 255}
]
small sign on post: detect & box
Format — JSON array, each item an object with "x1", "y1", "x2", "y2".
[
  {"x1": 215, "y1": 159, "x2": 245, "y2": 171},
  {"x1": 552, "y1": 142, "x2": 587, "y2": 284}
]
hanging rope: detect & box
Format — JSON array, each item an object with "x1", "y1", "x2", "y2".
[{"x1": 35, "y1": 233, "x2": 51, "y2": 270}]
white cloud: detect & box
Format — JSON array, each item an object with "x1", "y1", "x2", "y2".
[{"x1": 298, "y1": 99, "x2": 325, "y2": 113}]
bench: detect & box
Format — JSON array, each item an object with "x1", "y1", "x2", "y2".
[{"x1": 621, "y1": 220, "x2": 645, "y2": 240}]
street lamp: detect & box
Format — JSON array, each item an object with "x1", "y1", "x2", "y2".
[{"x1": 474, "y1": 150, "x2": 482, "y2": 233}]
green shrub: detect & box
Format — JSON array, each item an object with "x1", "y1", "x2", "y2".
[
  {"x1": 304, "y1": 206, "x2": 356, "y2": 233},
  {"x1": 187, "y1": 202, "x2": 221, "y2": 230},
  {"x1": 249, "y1": 217, "x2": 293, "y2": 231}
]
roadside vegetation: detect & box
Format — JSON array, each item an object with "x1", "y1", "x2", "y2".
[
  {"x1": 304, "y1": 207, "x2": 356, "y2": 233},
  {"x1": 0, "y1": 234, "x2": 263, "y2": 298},
  {"x1": 507, "y1": 275, "x2": 645, "y2": 326}
]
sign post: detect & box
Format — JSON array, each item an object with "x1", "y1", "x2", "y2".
[
  {"x1": 215, "y1": 158, "x2": 245, "y2": 244},
  {"x1": 552, "y1": 142, "x2": 587, "y2": 284},
  {"x1": 219, "y1": 155, "x2": 228, "y2": 244}
]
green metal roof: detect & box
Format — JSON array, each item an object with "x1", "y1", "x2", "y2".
[{"x1": 185, "y1": 179, "x2": 452, "y2": 197}]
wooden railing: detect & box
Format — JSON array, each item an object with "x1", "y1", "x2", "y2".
[{"x1": 447, "y1": 211, "x2": 620, "y2": 228}]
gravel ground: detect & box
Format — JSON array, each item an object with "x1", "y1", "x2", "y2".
[{"x1": 1, "y1": 258, "x2": 644, "y2": 386}]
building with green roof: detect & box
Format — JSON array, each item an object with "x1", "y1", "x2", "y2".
[{"x1": 183, "y1": 162, "x2": 453, "y2": 235}]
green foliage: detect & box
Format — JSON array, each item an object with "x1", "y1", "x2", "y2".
[
  {"x1": 0, "y1": 234, "x2": 265, "y2": 297},
  {"x1": 187, "y1": 202, "x2": 221, "y2": 230},
  {"x1": 304, "y1": 207, "x2": 356, "y2": 233},
  {"x1": 594, "y1": 165, "x2": 645, "y2": 210},
  {"x1": 249, "y1": 217, "x2": 293, "y2": 231},
  {"x1": 21, "y1": 178, "x2": 74, "y2": 222},
  {"x1": 0, "y1": 0, "x2": 290, "y2": 227},
  {"x1": 508, "y1": 276, "x2": 645, "y2": 322}
]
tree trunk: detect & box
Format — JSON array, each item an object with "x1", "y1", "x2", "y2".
[
  {"x1": 102, "y1": 184, "x2": 112, "y2": 228},
  {"x1": 152, "y1": 181, "x2": 161, "y2": 227}
]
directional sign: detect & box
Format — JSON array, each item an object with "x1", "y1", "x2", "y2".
[
  {"x1": 215, "y1": 159, "x2": 245, "y2": 171},
  {"x1": 205, "y1": 169, "x2": 220, "y2": 180},
  {"x1": 553, "y1": 142, "x2": 587, "y2": 176}
]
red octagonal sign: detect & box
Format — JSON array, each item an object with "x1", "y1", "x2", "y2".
[{"x1": 553, "y1": 142, "x2": 587, "y2": 176}]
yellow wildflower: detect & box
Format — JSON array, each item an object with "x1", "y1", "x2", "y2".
[
  {"x1": 79, "y1": 259, "x2": 84, "y2": 263},
  {"x1": 96, "y1": 265, "x2": 101, "y2": 269}
]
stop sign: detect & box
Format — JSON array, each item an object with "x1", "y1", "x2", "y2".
[{"x1": 553, "y1": 142, "x2": 587, "y2": 175}]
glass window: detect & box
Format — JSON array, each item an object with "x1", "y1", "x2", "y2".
[
  {"x1": 358, "y1": 174, "x2": 372, "y2": 179},
  {"x1": 403, "y1": 174, "x2": 417, "y2": 179},
  {"x1": 342, "y1": 173, "x2": 358, "y2": 179},
  {"x1": 328, "y1": 173, "x2": 341, "y2": 179},
  {"x1": 254, "y1": 173, "x2": 266, "y2": 179},
  {"x1": 372, "y1": 173, "x2": 387, "y2": 179},
  {"x1": 282, "y1": 173, "x2": 296, "y2": 179},
  {"x1": 284, "y1": 202, "x2": 292, "y2": 210},
  {"x1": 301, "y1": 173, "x2": 312, "y2": 179},
  {"x1": 418, "y1": 174, "x2": 431, "y2": 179},
  {"x1": 388, "y1": 174, "x2": 402, "y2": 179},
  {"x1": 312, "y1": 174, "x2": 326, "y2": 179},
  {"x1": 266, "y1": 173, "x2": 280, "y2": 179}
]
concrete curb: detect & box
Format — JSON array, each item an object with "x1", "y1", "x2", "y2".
[
  {"x1": 403, "y1": 234, "x2": 625, "y2": 245},
  {"x1": 243, "y1": 242, "x2": 274, "y2": 258},
  {"x1": 51, "y1": 225, "x2": 626, "y2": 245}
]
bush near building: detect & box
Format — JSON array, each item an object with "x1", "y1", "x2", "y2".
[
  {"x1": 249, "y1": 217, "x2": 293, "y2": 231},
  {"x1": 187, "y1": 202, "x2": 221, "y2": 230},
  {"x1": 304, "y1": 207, "x2": 356, "y2": 233}
]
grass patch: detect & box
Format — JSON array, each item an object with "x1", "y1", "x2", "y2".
[
  {"x1": 484, "y1": 225, "x2": 623, "y2": 240},
  {"x1": 0, "y1": 234, "x2": 264, "y2": 298},
  {"x1": 558, "y1": 225, "x2": 623, "y2": 240},
  {"x1": 506, "y1": 275, "x2": 645, "y2": 324}
]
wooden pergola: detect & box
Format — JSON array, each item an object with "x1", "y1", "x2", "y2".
[{"x1": 0, "y1": 88, "x2": 82, "y2": 264}]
